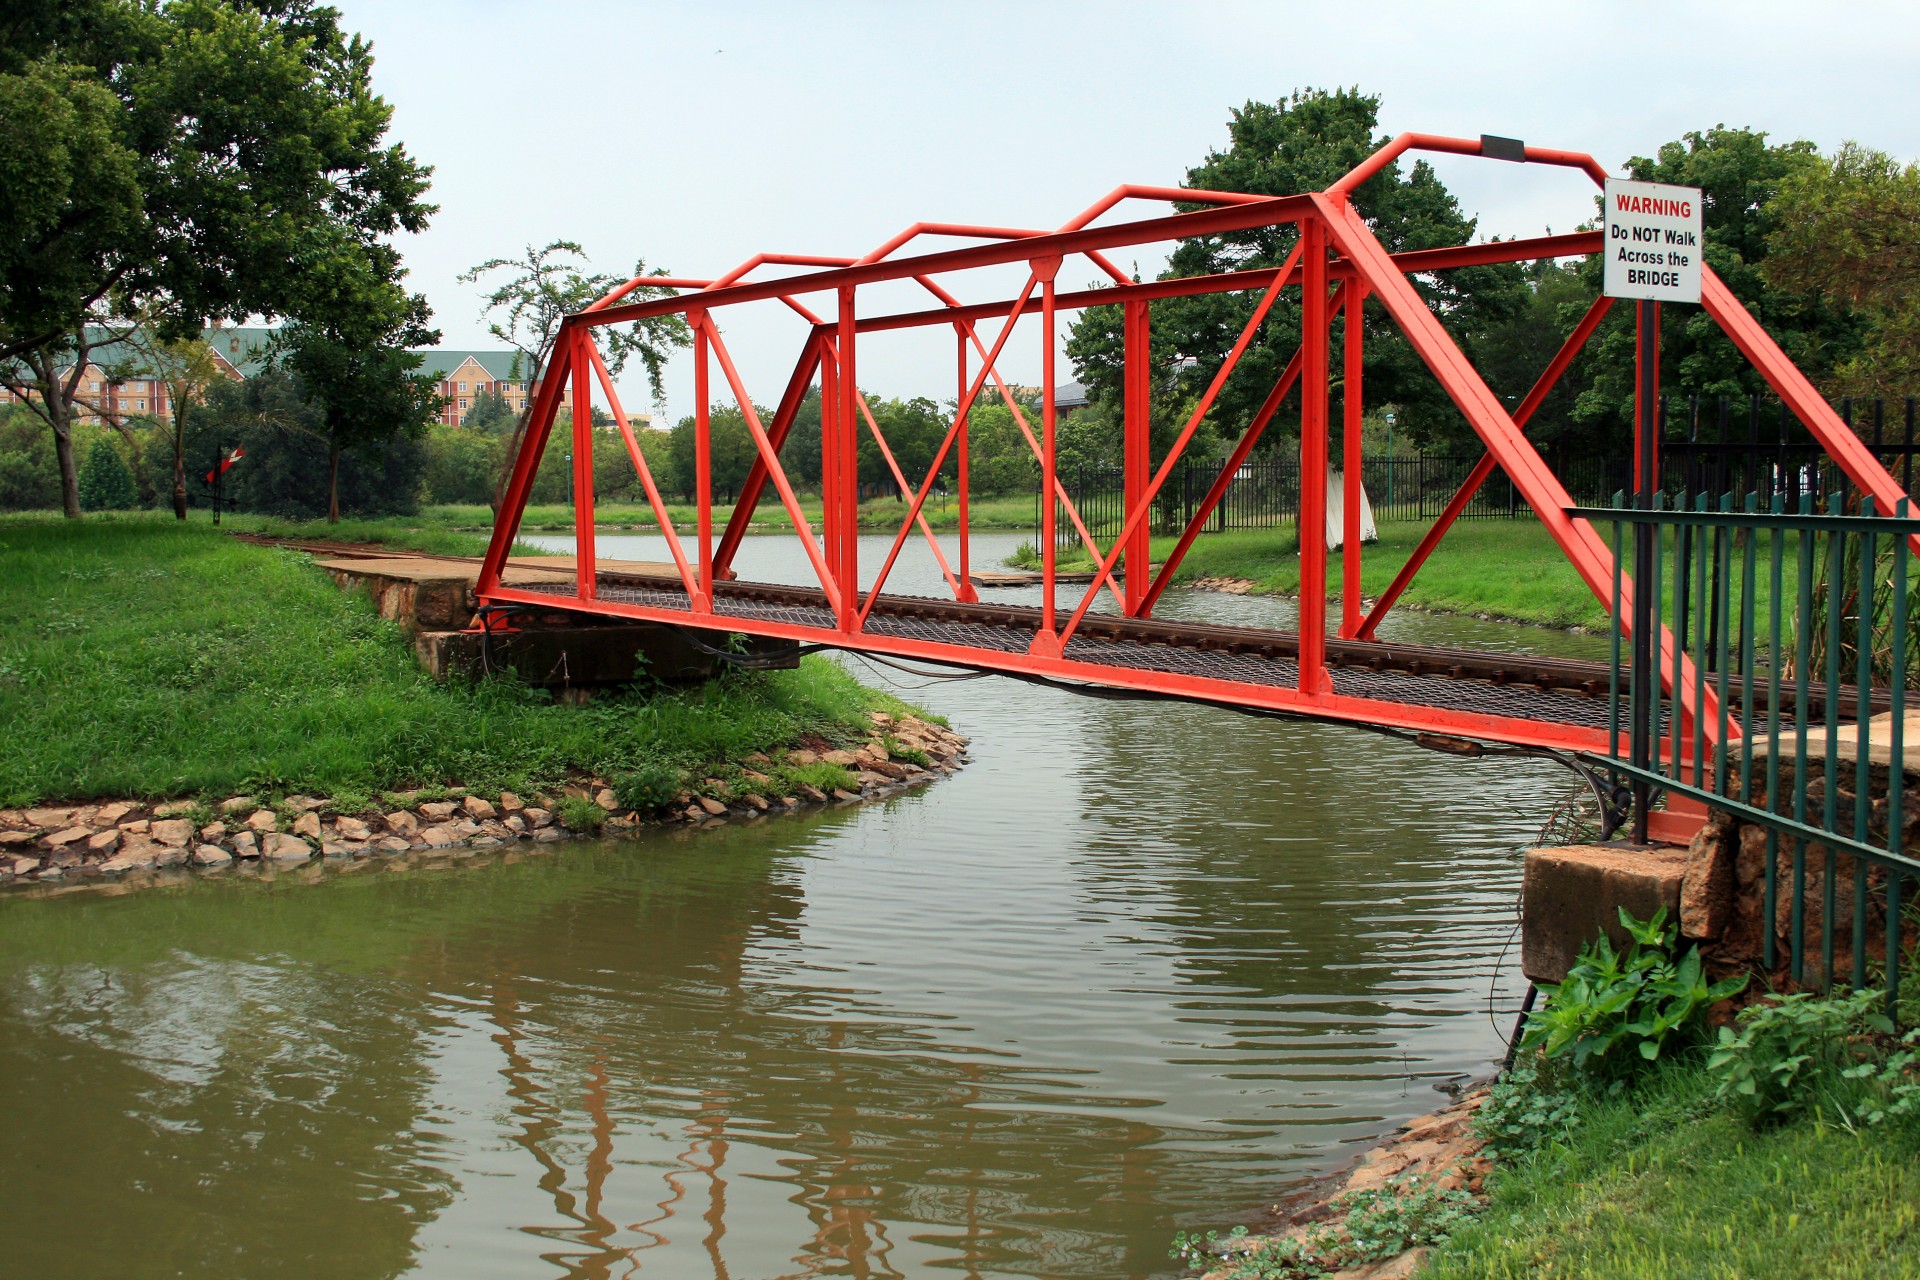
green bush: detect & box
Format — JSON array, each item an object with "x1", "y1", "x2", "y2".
[
  {"x1": 612, "y1": 761, "x2": 681, "y2": 812},
  {"x1": 1521, "y1": 906, "x2": 1746, "y2": 1083},
  {"x1": 1708, "y1": 988, "x2": 1920, "y2": 1127},
  {"x1": 77, "y1": 440, "x2": 138, "y2": 511},
  {"x1": 1472, "y1": 1063, "x2": 1582, "y2": 1156},
  {"x1": 554, "y1": 794, "x2": 606, "y2": 833},
  {"x1": 1170, "y1": 1175, "x2": 1476, "y2": 1278}
]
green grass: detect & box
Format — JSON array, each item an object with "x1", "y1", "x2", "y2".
[
  {"x1": 0, "y1": 518, "x2": 923, "y2": 806},
  {"x1": 1428, "y1": 1061, "x2": 1920, "y2": 1280}
]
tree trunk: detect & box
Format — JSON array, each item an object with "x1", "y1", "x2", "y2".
[
  {"x1": 52, "y1": 412, "x2": 79, "y2": 519},
  {"x1": 327, "y1": 442, "x2": 341, "y2": 524},
  {"x1": 171, "y1": 406, "x2": 188, "y2": 520}
]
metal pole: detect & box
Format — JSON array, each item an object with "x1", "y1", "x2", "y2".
[{"x1": 1630, "y1": 299, "x2": 1660, "y2": 843}]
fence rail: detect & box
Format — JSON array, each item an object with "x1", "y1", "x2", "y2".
[
  {"x1": 1579, "y1": 492, "x2": 1919, "y2": 1011},
  {"x1": 1047, "y1": 395, "x2": 1920, "y2": 553}
]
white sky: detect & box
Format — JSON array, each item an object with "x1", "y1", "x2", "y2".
[{"x1": 343, "y1": 0, "x2": 1920, "y2": 426}]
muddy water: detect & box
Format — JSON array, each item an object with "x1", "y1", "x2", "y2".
[{"x1": 0, "y1": 533, "x2": 1605, "y2": 1279}]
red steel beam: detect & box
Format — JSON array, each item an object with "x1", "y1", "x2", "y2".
[
  {"x1": 714, "y1": 330, "x2": 827, "y2": 577},
  {"x1": 1356, "y1": 293, "x2": 1615, "y2": 639}
]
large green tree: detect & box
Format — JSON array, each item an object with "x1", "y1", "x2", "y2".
[
  {"x1": 0, "y1": 0, "x2": 432, "y2": 517},
  {"x1": 1065, "y1": 87, "x2": 1528, "y2": 460}
]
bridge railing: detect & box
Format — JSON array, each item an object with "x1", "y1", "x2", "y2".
[{"x1": 1574, "y1": 492, "x2": 1920, "y2": 1010}]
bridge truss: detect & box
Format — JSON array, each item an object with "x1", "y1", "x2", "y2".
[{"x1": 476, "y1": 132, "x2": 1915, "y2": 765}]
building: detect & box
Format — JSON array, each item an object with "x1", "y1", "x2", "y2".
[
  {"x1": 1052, "y1": 380, "x2": 1088, "y2": 417},
  {"x1": 0, "y1": 326, "x2": 538, "y2": 429}
]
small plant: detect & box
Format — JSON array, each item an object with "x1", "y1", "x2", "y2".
[
  {"x1": 612, "y1": 761, "x2": 681, "y2": 812},
  {"x1": 1168, "y1": 1176, "x2": 1475, "y2": 1278},
  {"x1": 882, "y1": 735, "x2": 931, "y2": 768},
  {"x1": 1708, "y1": 987, "x2": 1920, "y2": 1128},
  {"x1": 1521, "y1": 906, "x2": 1746, "y2": 1083},
  {"x1": 1473, "y1": 1062, "x2": 1582, "y2": 1156},
  {"x1": 554, "y1": 794, "x2": 606, "y2": 833}
]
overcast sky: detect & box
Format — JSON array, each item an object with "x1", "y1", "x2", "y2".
[{"x1": 343, "y1": 1, "x2": 1920, "y2": 426}]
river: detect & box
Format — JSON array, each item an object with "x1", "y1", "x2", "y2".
[{"x1": 0, "y1": 531, "x2": 1608, "y2": 1279}]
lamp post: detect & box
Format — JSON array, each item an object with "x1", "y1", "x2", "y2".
[
  {"x1": 565, "y1": 452, "x2": 573, "y2": 507},
  {"x1": 1384, "y1": 411, "x2": 1396, "y2": 508}
]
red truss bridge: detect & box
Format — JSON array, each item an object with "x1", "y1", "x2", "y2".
[{"x1": 477, "y1": 132, "x2": 1914, "y2": 766}]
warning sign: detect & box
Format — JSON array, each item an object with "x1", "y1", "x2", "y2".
[{"x1": 1603, "y1": 178, "x2": 1703, "y2": 303}]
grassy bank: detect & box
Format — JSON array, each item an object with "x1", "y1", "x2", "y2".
[
  {"x1": 1427, "y1": 1059, "x2": 1920, "y2": 1279},
  {"x1": 0, "y1": 517, "x2": 924, "y2": 808}
]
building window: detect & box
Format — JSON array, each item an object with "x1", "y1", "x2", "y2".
[{"x1": 456, "y1": 381, "x2": 465, "y2": 393}]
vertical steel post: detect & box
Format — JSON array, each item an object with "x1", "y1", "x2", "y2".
[
  {"x1": 834, "y1": 286, "x2": 860, "y2": 628},
  {"x1": 1341, "y1": 282, "x2": 1366, "y2": 636},
  {"x1": 1630, "y1": 299, "x2": 1660, "y2": 842},
  {"x1": 570, "y1": 330, "x2": 597, "y2": 600},
  {"x1": 1035, "y1": 255, "x2": 1062, "y2": 653},
  {"x1": 692, "y1": 313, "x2": 712, "y2": 601},
  {"x1": 955, "y1": 328, "x2": 977, "y2": 602},
  {"x1": 1123, "y1": 298, "x2": 1151, "y2": 616},
  {"x1": 1298, "y1": 217, "x2": 1330, "y2": 693}
]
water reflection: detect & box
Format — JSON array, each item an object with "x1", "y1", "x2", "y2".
[{"x1": 0, "y1": 534, "x2": 1576, "y2": 1278}]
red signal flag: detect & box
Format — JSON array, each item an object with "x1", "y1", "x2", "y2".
[{"x1": 204, "y1": 445, "x2": 246, "y2": 483}]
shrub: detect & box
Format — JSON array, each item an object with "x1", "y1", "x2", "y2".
[
  {"x1": 1473, "y1": 1063, "x2": 1582, "y2": 1156},
  {"x1": 612, "y1": 761, "x2": 681, "y2": 812},
  {"x1": 77, "y1": 440, "x2": 138, "y2": 511},
  {"x1": 1708, "y1": 987, "x2": 1920, "y2": 1127},
  {"x1": 1521, "y1": 906, "x2": 1746, "y2": 1083},
  {"x1": 554, "y1": 794, "x2": 606, "y2": 833},
  {"x1": 1169, "y1": 1175, "x2": 1476, "y2": 1278}
]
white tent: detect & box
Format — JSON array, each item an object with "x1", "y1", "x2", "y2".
[{"x1": 1325, "y1": 468, "x2": 1377, "y2": 550}]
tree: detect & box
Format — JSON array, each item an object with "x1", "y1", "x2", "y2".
[
  {"x1": 1065, "y1": 87, "x2": 1527, "y2": 457},
  {"x1": 462, "y1": 386, "x2": 515, "y2": 433},
  {"x1": 460, "y1": 242, "x2": 690, "y2": 509},
  {"x1": 270, "y1": 249, "x2": 444, "y2": 522},
  {"x1": 1762, "y1": 143, "x2": 1920, "y2": 398},
  {"x1": 0, "y1": 405, "x2": 61, "y2": 510},
  {"x1": 76, "y1": 439, "x2": 136, "y2": 511},
  {"x1": 0, "y1": 0, "x2": 433, "y2": 517},
  {"x1": 125, "y1": 326, "x2": 223, "y2": 518}
]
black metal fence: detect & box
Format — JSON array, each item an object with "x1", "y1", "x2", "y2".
[
  {"x1": 1581, "y1": 492, "x2": 1920, "y2": 1011},
  {"x1": 1045, "y1": 396, "x2": 1920, "y2": 553}
]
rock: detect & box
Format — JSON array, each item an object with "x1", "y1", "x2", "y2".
[
  {"x1": 229, "y1": 830, "x2": 259, "y2": 858},
  {"x1": 786, "y1": 749, "x2": 819, "y2": 767},
  {"x1": 856, "y1": 771, "x2": 890, "y2": 789},
  {"x1": 152, "y1": 846, "x2": 186, "y2": 868},
  {"x1": 292, "y1": 812, "x2": 322, "y2": 839},
  {"x1": 321, "y1": 841, "x2": 352, "y2": 859},
  {"x1": 417, "y1": 824, "x2": 462, "y2": 848},
  {"x1": 1521, "y1": 844, "x2": 1686, "y2": 984},
  {"x1": 868, "y1": 711, "x2": 894, "y2": 727},
  {"x1": 831, "y1": 788, "x2": 860, "y2": 802},
  {"x1": 532, "y1": 826, "x2": 566, "y2": 841},
  {"x1": 1335, "y1": 1247, "x2": 1430, "y2": 1280},
  {"x1": 150, "y1": 819, "x2": 194, "y2": 848},
  {"x1": 218, "y1": 795, "x2": 254, "y2": 813},
  {"x1": 376, "y1": 837, "x2": 412, "y2": 855},
  {"x1": 499, "y1": 791, "x2": 524, "y2": 813},
  {"x1": 504, "y1": 814, "x2": 527, "y2": 834},
  {"x1": 744, "y1": 751, "x2": 770, "y2": 764},
  {"x1": 741, "y1": 793, "x2": 769, "y2": 812},
  {"x1": 524, "y1": 807, "x2": 552, "y2": 829},
  {"x1": 333, "y1": 817, "x2": 372, "y2": 841},
  {"x1": 0, "y1": 831, "x2": 37, "y2": 847},
  {"x1": 684, "y1": 795, "x2": 722, "y2": 817},
  {"x1": 384, "y1": 811, "x2": 419, "y2": 837},
  {"x1": 246, "y1": 808, "x2": 278, "y2": 832},
  {"x1": 92, "y1": 802, "x2": 134, "y2": 826},
  {"x1": 283, "y1": 794, "x2": 322, "y2": 813},
  {"x1": 463, "y1": 795, "x2": 497, "y2": 819},
  {"x1": 594, "y1": 788, "x2": 619, "y2": 811},
  {"x1": 778, "y1": 796, "x2": 798, "y2": 808},
  {"x1": 740, "y1": 769, "x2": 772, "y2": 785},
  {"x1": 152, "y1": 800, "x2": 195, "y2": 818},
  {"x1": 43, "y1": 826, "x2": 91, "y2": 847},
  {"x1": 7, "y1": 856, "x2": 43, "y2": 874},
  {"x1": 418, "y1": 801, "x2": 458, "y2": 820},
  {"x1": 452, "y1": 819, "x2": 484, "y2": 837},
  {"x1": 192, "y1": 844, "x2": 233, "y2": 867},
  {"x1": 865, "y1": 759, "x2": 912, "y2": 781},
  {"x1": 86, "y1": 829, "x2": 121, "y2": 854},
  {"x1": 796, "y1": 784, "x2": 828, "y2": 803},
  {"x1": 99, "y1": 845, "x2": 158, "y2": 873},
  {"x1": 260, "y1": 832, "x2": 312, "y2": 862},
  {"x1": 198, "y1": 821, "x2": 227, "y2": 842},
  {"x1": 119, "y1": 819, "x2": 150, "y2": 834},
  {"x1": 820, "y1": 750, "x2": 859, "y2": 767},
  {"x1": 1680, "y1": 812, "x2": 1738, "y2": 940},
  {"x1": 24, "y1": 807, "x2": 75, "y2": 828}
]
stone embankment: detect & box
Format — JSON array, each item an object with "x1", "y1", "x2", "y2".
[
  {"x1": 1202, "y1": 1085, "x2": 1492, "y2": 1280},
  {"x1": 0, "y1": 712, "x2": 967, "y2": 895}
]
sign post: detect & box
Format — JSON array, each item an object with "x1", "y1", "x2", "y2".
[{"x1": 1604, "y1": 178, "x2": 1702, "y2": 842}]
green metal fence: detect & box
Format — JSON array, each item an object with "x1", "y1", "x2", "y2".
[{"x1": 1571, "y1": 492, "x2": 1920, "y2": 1011}]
